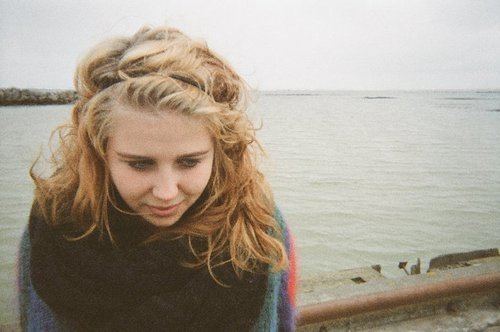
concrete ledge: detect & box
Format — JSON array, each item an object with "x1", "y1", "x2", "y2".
[
  {"x1": 298, "y1": 292, "x2": 499, "y2": 331},
  {"x1": 297, "y1": 256, "x2": 500, "y2": 330},
  {"x1": 297, "y1": 272, "x2": 500, "y2": 326}
]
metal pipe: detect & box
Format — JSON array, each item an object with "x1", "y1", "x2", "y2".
[{"x1": 296, "y1": 272, "x2": 500, "y2": 326}]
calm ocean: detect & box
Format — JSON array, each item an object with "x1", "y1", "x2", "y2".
[{"x1": 1, "y1": 90, "x2": 499, "y2": 324}]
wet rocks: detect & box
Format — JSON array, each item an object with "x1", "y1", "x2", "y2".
[{"x1": 0, "y1": 87, "x2": 78, "y2": 105}]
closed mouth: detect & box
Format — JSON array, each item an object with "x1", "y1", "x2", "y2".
[{"x1": 147, "y1": 203, "x2": 180, "y2": 216}]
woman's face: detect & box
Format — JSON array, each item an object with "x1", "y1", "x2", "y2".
[{"x1": 106, "y1": 105, "x2": 214, "y2": 228}]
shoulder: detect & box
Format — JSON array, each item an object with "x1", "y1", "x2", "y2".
[
  {"x1": 275, "y1": 206, "x2": 297, "y2": 330},
  {"x1": 253, "y1": 206, "x2": 297, "y2": 331},
  {"x1": 273, "y1": 206, "x2": 294, "y2": 258},
  {"x1": 17, "y1": 226, "x2": 78, "y2": 331},
  {"x1": 273, "y1": 206, "x2": 287, "y2": 229}
]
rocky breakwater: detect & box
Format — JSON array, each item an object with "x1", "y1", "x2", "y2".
[{"x1": 0, "y1": 87, "x2": 78, "y2": 106}]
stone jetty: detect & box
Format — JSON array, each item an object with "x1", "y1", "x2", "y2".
[{"x1": 0, "y1": 87, "x2": 77, "y2": 106}]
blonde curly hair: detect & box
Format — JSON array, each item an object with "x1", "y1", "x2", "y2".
[{"x1": 31, "y1": 26, "x2": 287, "y2": 280}]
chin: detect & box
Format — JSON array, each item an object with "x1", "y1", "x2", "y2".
[{"x1": 147, "y1": 216, "x2": 180, "y2": 228}]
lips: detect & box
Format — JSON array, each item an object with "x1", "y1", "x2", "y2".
[{"x1": 147, "y1": 203, "x2": 180, "y2": 217}]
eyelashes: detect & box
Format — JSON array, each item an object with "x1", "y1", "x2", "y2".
[
  {"x1": 126, "y1": 158, "x2": 201, "y2": 171},
  {"x1": 127, "y1": 160, "x2": 153, "y2": 171},
  {"x1": 178, "y1": 158, "x2": 201, "y2": 168}
]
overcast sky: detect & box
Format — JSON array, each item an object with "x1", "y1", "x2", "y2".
[{"x1": 1, "y1": 0, "x2": 499, "y2": 90}]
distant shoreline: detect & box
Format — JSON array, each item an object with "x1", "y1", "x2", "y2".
[
  {"x1": 1, "y1": 87, "x2": 499, "y2": 105},
  {"x1": 260, "y1": 89, "x2": 500, "y2": 95},
  {"x1": 0, "y1": 87, "x2": 77, "y2": 106}
]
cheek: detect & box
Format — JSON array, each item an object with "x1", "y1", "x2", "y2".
[
  {"x1": 110, "y1": 166, "x2": 149, "y2": 200},
  {"x1": 182, "y1": 164, "x2": 213, "y2": 195}
]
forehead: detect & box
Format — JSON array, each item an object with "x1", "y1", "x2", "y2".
[{"x1": 108, "y1": 107, "x2": 213, "y2": 157}]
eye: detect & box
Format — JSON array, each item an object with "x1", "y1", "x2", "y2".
[
  {"x1": 178, "y1": 158, "x2": 200, "y2": 168},
  {"x1": 127, "y1": 160, "x2": 154, "y2": 171}
]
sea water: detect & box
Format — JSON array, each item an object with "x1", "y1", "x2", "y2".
[{"x1": 1, "y1": 90, "x2": 499, "y2": 324}]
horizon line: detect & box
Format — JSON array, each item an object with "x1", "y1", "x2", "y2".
[{"x1": 1, "y1": 86, "x2": 499, "y2": 94}]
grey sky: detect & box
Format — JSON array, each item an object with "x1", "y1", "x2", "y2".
[{"x1": 1, "y1": 0, "x2": 499, "y2": 90}]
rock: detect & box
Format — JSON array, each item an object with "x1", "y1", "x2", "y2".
[{"x1": 0, "y1": 87, "x2": 78, "y2": 106}]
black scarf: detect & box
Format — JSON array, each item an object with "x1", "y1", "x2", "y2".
[{"x1": 28, "y1": 205, "x2": 267, "y2": 331}]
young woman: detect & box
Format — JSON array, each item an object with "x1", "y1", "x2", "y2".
[{"x1": 18, "y1": 26, "x2": 297, "y2": 331}]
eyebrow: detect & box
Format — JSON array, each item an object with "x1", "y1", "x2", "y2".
[{"x1": 115, "y1": 150, "x2": 211, "y2": 159}]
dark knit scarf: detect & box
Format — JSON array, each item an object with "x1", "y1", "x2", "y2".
[{"x1": 28, "y1": 205, "x2": 267, "y2": 331}]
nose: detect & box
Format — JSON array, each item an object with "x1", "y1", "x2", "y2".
[{"x1": 152, "y1": 167, "x2": 179, "y2": 202}]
